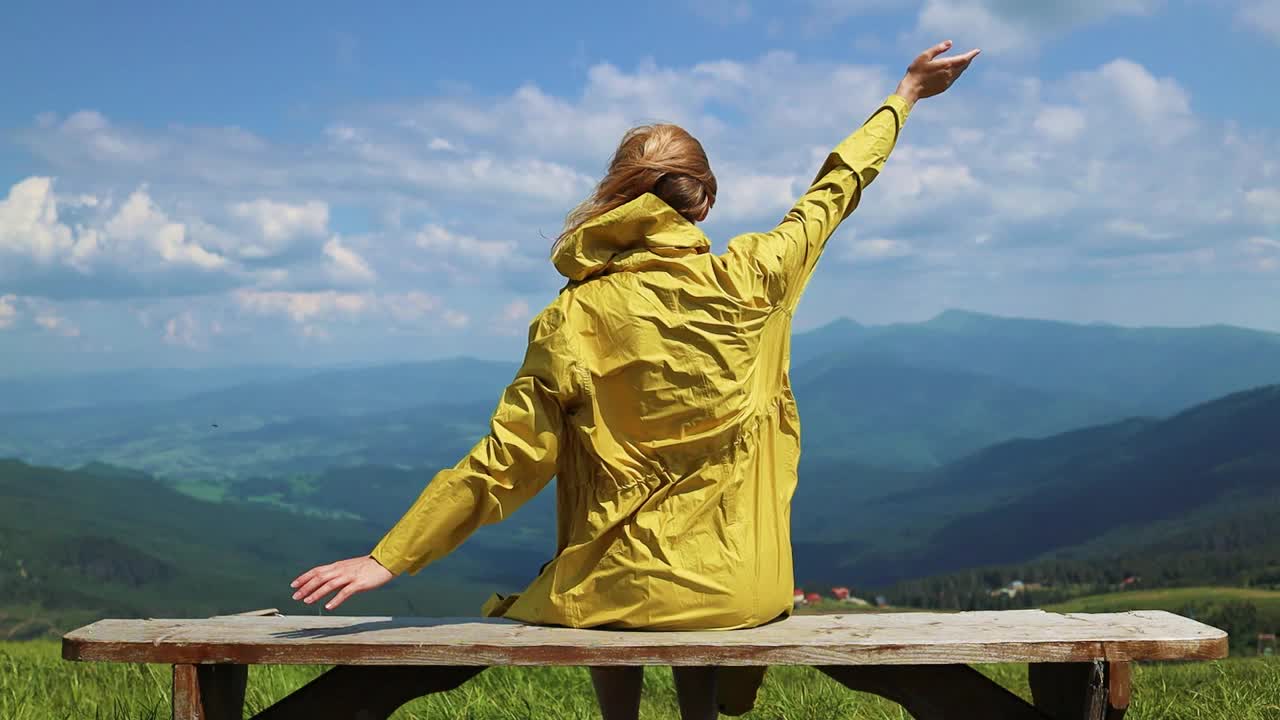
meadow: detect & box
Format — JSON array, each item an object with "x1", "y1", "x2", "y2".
[{"x1": 3, "y1": 640, "x2": 1278, "y2": 719}]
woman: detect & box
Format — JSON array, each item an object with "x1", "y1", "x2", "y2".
[{"x1": 284, "y1": 40, "x2": 979, "y2": 720}]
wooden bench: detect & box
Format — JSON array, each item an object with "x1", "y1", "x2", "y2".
[{"x1": 62, "y1": 608, "x2": 1227, "y2": 719}]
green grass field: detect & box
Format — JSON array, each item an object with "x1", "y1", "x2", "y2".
[
  {"x1": 1045, "y1": 586, "x2": 1280, "y2": 656},
  {"x1": 3, "y1": 640, "x2": 1278, "y2": 719},
  {"x1": 1045, "y1": 586, "x2": 1280, "y2": 615}
]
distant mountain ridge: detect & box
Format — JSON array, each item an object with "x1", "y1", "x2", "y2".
[
  {"x1": 6, "y1": 309, "x2": 1280, "y2": 480},
  {"x1": 793, "y1": 309, "x2": 1280, "y2": 418}
]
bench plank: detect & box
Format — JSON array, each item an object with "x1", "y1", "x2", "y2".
[{"x1": 63, "y1": 610, "x2": 1225, "y2": 667}]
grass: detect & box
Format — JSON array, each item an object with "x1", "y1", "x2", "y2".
[
  {"x1": 3, "y1": 640, "x2": 1279, "y2": 719},
  {"x1": 1045, "y1": 586, "x2": 1280, "y2": 615},
  {"x1": 1046, "y1": 586, "x2": 1280, "y2": 656}
]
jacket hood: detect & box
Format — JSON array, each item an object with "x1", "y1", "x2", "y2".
[{"x1": 551, "y1": 193, "x2": 711, "y2": 282}]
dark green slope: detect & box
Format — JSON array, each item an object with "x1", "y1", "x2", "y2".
[
  {"x1": 0, "y1": 460, "x2": 505, "y2": 636},
  {"x1": 799, "y1": 385, "x2": 1280, "y2": 587},
  {"x1": 790, "y1": 352, "x2": 1112, "y2": 468}
]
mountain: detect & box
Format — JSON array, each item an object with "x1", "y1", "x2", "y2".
[
  {"x1": 792, "y1": 310, "x2": 1280, "y2": 418},
  {"x1": 0, "y1": 365, "x2": 308, "y2": 415},
  {"x1": 794, "y1": 384, "x2": 1280, "y2": 587},
  {"x1": 0, "y1": 459, "x2": 545, "y2": 638},
  {"x1": 790, "y1": 351, "x2": 1113, "y2": 468},
  {"x1": 5, "y1": 312, "x2": 1280, "y2": 481},
  {"x1": 0, "y1": 358, "x2": 515, "y2": 481}
]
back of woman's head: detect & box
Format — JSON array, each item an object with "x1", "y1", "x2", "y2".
[{"x1": 556, "y1": 124, "x2": 716, "y2": 249}]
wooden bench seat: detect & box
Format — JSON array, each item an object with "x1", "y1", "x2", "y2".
[{"x1": 62, "y1": 609, "x2": 1227, "y2": 719}]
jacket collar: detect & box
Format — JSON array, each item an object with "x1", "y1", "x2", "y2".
[{"x1": 551, "y1": 193, "x2": 711, "y2": 282}]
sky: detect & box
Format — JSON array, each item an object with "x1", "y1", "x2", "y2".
[{"x1": 1, "y1": 0, "x2": 1278, "y2": 375}]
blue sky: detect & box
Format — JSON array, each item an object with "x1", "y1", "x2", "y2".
[{"x1": 2, "y1": 0, "x2": 1278, "y2": 374}]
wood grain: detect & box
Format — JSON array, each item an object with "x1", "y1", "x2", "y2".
[
  {"x1": 1106, "y1": 662, "x2": 1131, "y2": 720},
  {"x1": 62, "y1": 610, "x2": 1226, "y2": 667},
  {"x1": 172, "y1": 665, "x2": 201, "y2": 720}
]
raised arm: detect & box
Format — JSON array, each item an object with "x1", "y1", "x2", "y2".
[{"x1": 725, "y1": 41, "x2": 980, "y2": 311}]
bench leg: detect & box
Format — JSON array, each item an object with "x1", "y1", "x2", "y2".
[
  {"x1": 248, "y1": 665, "x2": 486, "y2": 720},
  {"x1": 173, "y1": 664, "x2": 247, "y2": 720},
  {"x1": 1029, "y1": 661, "x2": 1131, "y2": 720},
  {"x1": 818, "y1": 664, "x2": 1051, "y2": 719}
]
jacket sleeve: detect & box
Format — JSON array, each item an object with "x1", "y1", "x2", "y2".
[
  {"x1": 369, "y1": 311, "x2": 576, "y2": 576},
  {"x1": 725, "y1": 94, "x2": 911, "y2": 311}
]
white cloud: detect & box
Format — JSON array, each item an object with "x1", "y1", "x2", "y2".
[
  {"x1": 233, "y1": 289, "x2": 466, "y2": 338},
  {"x1": 57, "y1": 110, "x2": 163, "y2": 163},
  {"x1": 0, "y1": 177, "x2": 94, "y2": 267},
  {"x1": 713, "y1": 169, "x2": 800, "y2": 222},
  {"x1": 494, "y1": 298, "x2": 531, "y2": 336},
  {"x1": 163, "y1": 310, "x2": 204, "y2": 350},
  {"x1": 229, "y1": 199, "x2": 329, "y2": 258},
  {"x1": 1086, "y1": 247, "x2": 1216, "y2": 277},
  {"x1": 1238, "y1": 0, "x2": 1280, "y2": 43},
  {"x1": 874, "y1": 145, "x2": 982, "y2": 203},
  {"x1": 499, "y1": 298, "x2": 530, "y2": 324},
  {"x1": 912, "y1": 0, "x2": 1162, "y2": 54},
  {"x1": 1243, "y1": 235, "x2": 1280, "y2": 273},
  {"x1": 0, "y1": 295, "x2": 16, "y2": 329},
  {"x1": 1092, "y1": 59, "x2": 1189, "y2": 120},
  {"x1": 0, "y1": 178, "x2": 230, "y2": 278},
  {"x1": 443, "y1": 309, "x2": 470, "y2": 328},
  {"x1": 1246, "y1": 188, "x2": 1280, "y2": 224},
  {"x1": 690, "y1": 0, "x2": 753, "y2": 24},
  {"x1": 323, "y1": 236, "x2": 377, "y2": 283},
  {"x1": 415, "y1": 224, "x2": 520, "y2": 268},
  {"x1": 1102, "y1": 219, "x2": 1174, "y2": 241},
  {"x1": 235, "y1": 289, "x2": 373, "y2": 324},
  {"x1": 1034, "y1": 106, "x2": 1086, "y2": 143},
  {"x1": 35, "y1": 309, "x2": 80, "y2": 337},
  {"x1": 846, "y1": 236, "x2": 913, "y2": 262},
  {"x1": 384, "y1": 291, "x2": 440, "y2": 322},
  {"x1": 105, "y1": 189, "x2": 229, "y2": 270},
  {"x1": 7, "y1": 45, "x2": 1280, "y2": 361}
]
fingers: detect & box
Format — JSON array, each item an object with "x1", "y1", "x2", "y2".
[
  {"x1": 290, "y1": 568, "x2": 318, "y2": 590},
  {"x1": 938, "y1": 49, "x2": 981, "y2": 67},
  {"x1": 289, "y1": 557, "x2": 381, "y2": 610},
  {"x1": 292, "y1": 566, "x2": 335, "y2": 601},
  {"x1": 302, "y1": 575, "x2": 349, "y2": 605},
  {"x1": 326, "y1": 583, "x2": 361, "y2": 611},
  {"x1": 922, "y1": 40, "x2": 953, "y2": 61}
]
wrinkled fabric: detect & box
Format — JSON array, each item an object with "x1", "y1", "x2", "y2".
[{"x1": 371, "y1": 95, "x2": 912, "y2": 630}]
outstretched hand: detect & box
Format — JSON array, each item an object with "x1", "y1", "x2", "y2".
[
  {"x1": 896, "y1": 40, "x2": 981, "y2": 104},
  {"x1": 290, "y1": 555, "x2": 395, "y2": 611}
]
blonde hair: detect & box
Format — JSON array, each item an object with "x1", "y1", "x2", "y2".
[{"x1": 556, "y1": 124, "x2": 717, "y2": 250}]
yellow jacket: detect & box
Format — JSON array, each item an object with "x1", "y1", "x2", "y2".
[{"x1": 371, "y1": 94, "x2": 912, "y2": 630}]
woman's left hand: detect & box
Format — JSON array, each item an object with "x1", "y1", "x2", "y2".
[{"x1": 290, "y1": 555, "x2": 395, "y2": 610}]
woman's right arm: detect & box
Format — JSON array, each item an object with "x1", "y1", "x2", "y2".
[{"x1": 725, "y1": 40, "x2": 980, "y2": 312}]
